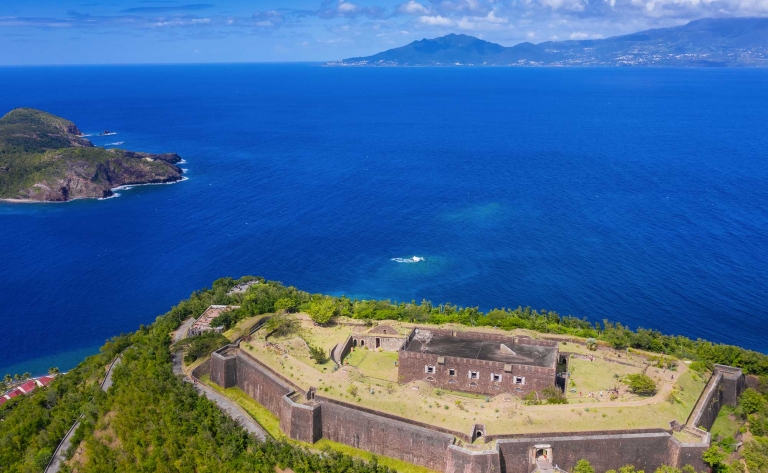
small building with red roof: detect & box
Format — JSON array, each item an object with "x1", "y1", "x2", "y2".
[{"x1": 17, "y1": 380, "x2": 37, "y2": 394}]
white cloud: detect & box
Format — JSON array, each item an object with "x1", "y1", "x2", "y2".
[
  {"x1": 398, "y1": 1, "x2": 431, "y2": 14},
  {"x1": 418, "y1": 15, "x2": 455, "y2": 25},
  {"x1": 337, "y1": 1, "x2": 359, "y2": 13}
]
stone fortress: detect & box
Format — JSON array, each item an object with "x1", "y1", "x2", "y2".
[{"x1": 200, "y1": 321, "x2": 750, "y2": 473}]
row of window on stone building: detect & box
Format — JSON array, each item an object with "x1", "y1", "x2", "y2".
[{"x1": 424, "y1": 364, "x2": 526, "y2": 385}]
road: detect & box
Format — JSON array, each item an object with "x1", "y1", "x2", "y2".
[{"x1": 172, "y1": 318, "x2": 267, "y2": 440}]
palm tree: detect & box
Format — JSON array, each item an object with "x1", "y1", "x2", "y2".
[
  {"x1": 3, "y1": 374, "x2": 10, "y2": 384},
  {"x1": 22, "y1": 372, "x2": 31, "y2": 381},
  {"x1": 48, "y1": 367, "x2": 59, "y2": 375},
  {"x1": 13, "y1": 374, "x2": 21, "y2": 382}
]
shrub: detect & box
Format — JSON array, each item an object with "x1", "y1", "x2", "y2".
[
  {"x1": 739, "y1": 388, "x2": 767, "y2": 415},
  {"x1": 574, "y1": 459, "x2": 595, "y2": 473},
  {"x1": 543, "y1": 386, "x2": 568, "y2": 404},
  {"x1": 624, "y1": 374, "x2": 657, "y2": 396},
  {"x1": 307, "y1": 343, "x2": 329, "y2": 364},
  {"x1": 347, "y1": 384, "x2": 358, "y2": 397}
]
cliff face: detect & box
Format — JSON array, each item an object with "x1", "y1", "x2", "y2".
[{"x1": 0, "y1": 108, "x2": 184, "y2": 202}]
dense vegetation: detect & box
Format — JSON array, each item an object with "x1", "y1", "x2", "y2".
[
  {"x1": 0, "y1": 108, "x2": 181, "y2": 200},
  {"x1": 3, "y1": 275, "x2": 768, "y2": 473}
]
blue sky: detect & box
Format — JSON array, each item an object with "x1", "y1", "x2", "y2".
[{"x1": 1, "y1": 0, "x2": 766, "y2": 64}]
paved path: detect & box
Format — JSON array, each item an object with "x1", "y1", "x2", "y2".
[
  {"x1": 45, "y1": 351, "x2": 125, "y2": 473},
  {"x1": 172, "y1": 318, "x2": 267, "y2": 440}
]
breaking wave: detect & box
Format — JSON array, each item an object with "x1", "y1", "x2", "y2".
[
  {"x1": 391, "y1": 256, "x2": 425, "y2": 263},
  {"x1": 105, "y1": 141, "x2": 124, "y2": 146}
]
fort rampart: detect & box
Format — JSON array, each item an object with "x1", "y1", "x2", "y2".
[{"x1": 208, "y1": 343, "x2": 744, "y2": 473}]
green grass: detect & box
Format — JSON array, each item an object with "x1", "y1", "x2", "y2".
[
  {"x1": 313, "y1": 439, "x2": 440, "y2": 473},
  {"x1": 353, "y1": 351, "x2": 398, "y2": 382},
  {"x1": 201, "y1": 374, "x2": 283, "y2": 439},
  {"x1": 711, "y1": 406, "x2": 743, "y2": 440}
]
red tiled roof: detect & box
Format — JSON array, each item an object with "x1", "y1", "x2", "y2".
[
  {"x1": 36, "y1": 375, "x2": 55, "y2": 387},
  {"x1": 18, "y1": 381, "x2": 37, "y2": 394},
  {"x1": 6, "y1": 389, "x2": 21, "y2": 399},
  {"x1": 0, "y1": 396, "x2": 6, "y2": 406}
]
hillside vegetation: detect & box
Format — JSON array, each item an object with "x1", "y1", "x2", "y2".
[
  {"x1": 2, "y1": 276, "x2": 768, "y2": 472},
  {"x1": 0, "y1": 108, "x2": 183, "y2": 201}
]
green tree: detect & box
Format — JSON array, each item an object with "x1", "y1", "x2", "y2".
[
  {"x1": 3, "y1": 374, "x2": 10, "y2": 384},
  {"x1": 264, "y1": 311, "x2": 299, "y2": 338},
  {"x1": 586, "y1": 338, "x2": 598, "y2": 351},
  {"x1": 625, "y1": 374, "x2": 657, "y2": 396},
  {"x1": 22, "y1": 372, "x2": 31, "y2": 380},
  {"x1": 702, "y1": 446, "x2": 726, "y2": 472},
  {"x1": 273, "y1": 298, "x2": 297, "y2": 312},
  {"x1": 739, "y1": 388, "x2": 767, "y2": 415},
  {"x1": 48, "y1": 367, "x2": 59, "y2": 375},
  {"x1": 308, "y1": 298, "x2": 337, "y2": 325},
  {"x1": 574, "y1": 459, "x2": 595, "y2": 473}
]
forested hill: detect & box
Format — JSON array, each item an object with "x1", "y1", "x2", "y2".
[
  {"x1": 0, "y1": 108, "x2": 183, "y2": 202},
  {"x1": 2, "y1": 276, "x2": 768, "y2": 472},
  {"x1": 328, "y1": 17, "x2": 768, "y2": 67}
]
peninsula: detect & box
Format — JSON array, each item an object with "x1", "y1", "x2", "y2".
[{"x1": 0, "y1": 108, "x2": 184, "y2": 202}]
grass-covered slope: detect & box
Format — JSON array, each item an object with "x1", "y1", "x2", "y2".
[{"x1": 0, "y1": 108, "x2": 183, "y2": 202}]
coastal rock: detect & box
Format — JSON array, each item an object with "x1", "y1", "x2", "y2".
[{"x1": 0, "y1": 108, "x2": 184, "y2": 202}]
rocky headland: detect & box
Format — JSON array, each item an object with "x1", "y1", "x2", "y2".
[{"x1": 0, "y1": 108, "x2": 184, "y2": 202}]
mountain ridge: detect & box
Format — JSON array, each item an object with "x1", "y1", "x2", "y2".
[{"x1": 328, "y1": 17, "x2": 768, "y2": 67}]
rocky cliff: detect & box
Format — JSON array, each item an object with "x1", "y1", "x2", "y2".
[{"x1": 0, "y1": 108, "x2": 184, "y2": 202}]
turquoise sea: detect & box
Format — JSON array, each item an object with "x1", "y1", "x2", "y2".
[{"x1": 0, "y1": 65, "x2": 766, "y2": 376}]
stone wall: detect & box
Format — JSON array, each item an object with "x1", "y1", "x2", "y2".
[
  {"x1": 210, "y1": 346, "x2": 238, "y2": 388},
  {"x1": 333, "y1": 335, "x2": 353, "y2": 366},
  {"x1": 398, "y1": 350, "x2": 555, "y2": 397},
  {"x1": 446, "y1": 445, "x2": 501, "y2": 473},
  {"x1": 209, "y1": 346, "x2": 746, "y2": 473},
  {"x1": 497, "y1": 431, "x2": 672, "y2": 473},
  {"x1": 234, "y1": 350, "x2": 293, "y2": 415},
  {"x1": 318, "y1": 396, "x2": 455, "y2": 471},
  {"x1": 352, "y1": 335, "x2": 405, "y2": 351}
]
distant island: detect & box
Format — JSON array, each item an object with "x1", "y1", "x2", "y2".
[
  {"x1": 327, "y1": 17, "x2": 768, "y2": 67},
  {"x1": 0, "y1": 108, "x2": 184, "y2": 202}
]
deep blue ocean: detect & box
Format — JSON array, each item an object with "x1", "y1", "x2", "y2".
[{"x1": 1, "y1": 65, "x2": 766, "y2": 376}]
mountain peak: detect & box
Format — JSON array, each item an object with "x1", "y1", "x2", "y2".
[{"x1": 328, "y1": 17, "x2": 768, "y2": 67}]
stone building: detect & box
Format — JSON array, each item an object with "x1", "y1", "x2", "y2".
[
  {"x1": 187, "y1": 305, "x2": 238, "y2": 337},
  {"x1": 398, "y1": 328, "x2": 559, "y2": 397},
  {"x1": 351, "y1": 324, "x2": 407, "y2": 351}
]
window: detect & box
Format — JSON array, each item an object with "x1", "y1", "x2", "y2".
[
  {"x1": 514, "y1": 376, "x2": 525, "y2": 385},
  {"x1": 425, "y1": 365, "x2": 436, "y2": 374},
  {"x1": 468, "y1": 371, "x2": 479, "y2": 379},
  {"x1": 449, "y1": 369, "x2": 456, "y2": 376},
  {"x1": 491, "y1": 373, "x2": 502, "y2": 382}
]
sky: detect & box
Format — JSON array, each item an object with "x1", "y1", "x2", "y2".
[{"x1": 1, "y1": 0, "x2": 767, "y2": 64}]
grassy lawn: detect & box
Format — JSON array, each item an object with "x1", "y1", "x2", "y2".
[
  {"x1": 237, "y1": 320, "x2": 709, "y2": 436},
  {"x1": 711, "y1": 406, "x2": 743, "y2": 440},
  {"x1": 201, "y1": 374, "x2": 283, "y2": 439},
  {"x1": 567, "y1": 357, "x2": 643, "y2": 401},
  {"x1": 348, "y1": 350, "x2": 398, "y2": 382},
  {"x1": 314, "y1": 439, "x2": 440, "y2": 473}
]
